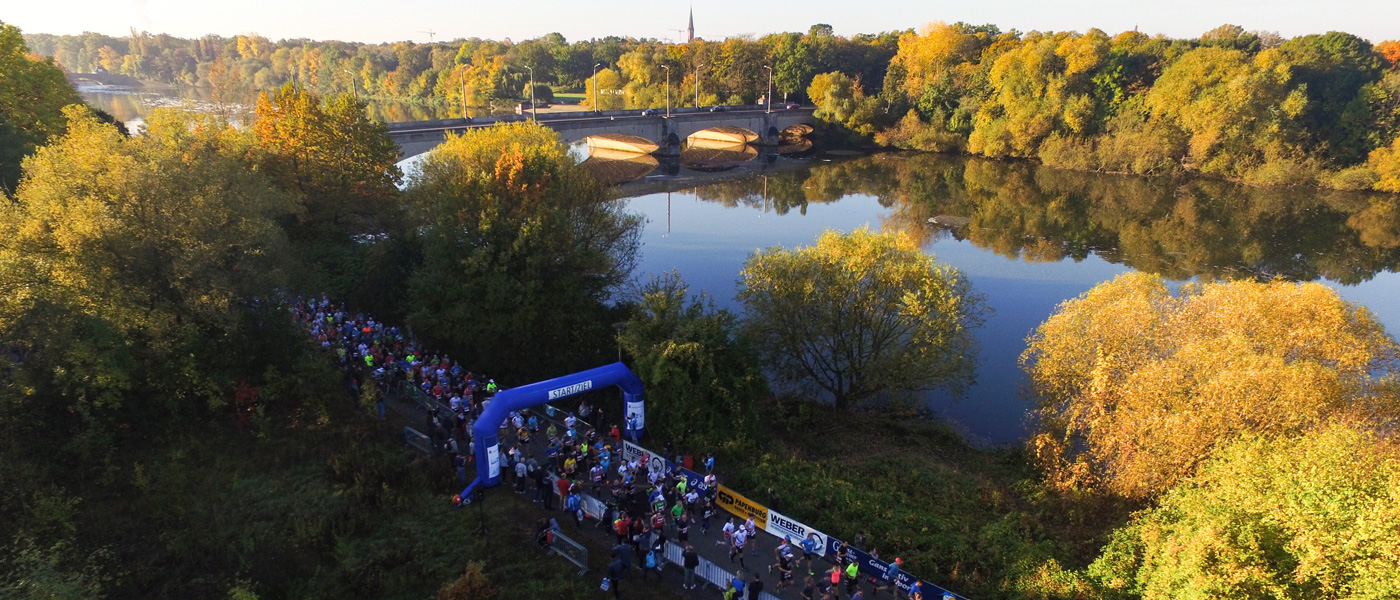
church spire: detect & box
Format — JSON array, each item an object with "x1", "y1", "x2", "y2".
[{"x1": 687, "y1": 7, "x2": 695, "y2": 42}]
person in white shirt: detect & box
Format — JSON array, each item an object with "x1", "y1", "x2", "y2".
[{"x1": 730, "y1": 525, "x2": 749, "y2": 569}]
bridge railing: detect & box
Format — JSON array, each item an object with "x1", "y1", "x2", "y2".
[{"x1": 385, "y1": 105, "x2": 808, "y2": 134}]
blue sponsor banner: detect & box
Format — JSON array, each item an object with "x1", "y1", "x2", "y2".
[
  {"x1": 825, "y1": 537, "x2": 968, "y2": 600},
  {"x1": 620, "y1": 441, "x2": 709, "y2": 497}
]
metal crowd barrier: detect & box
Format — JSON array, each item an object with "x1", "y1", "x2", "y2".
[
  {"x1": 663, "y1": 540, "x2": 781, "y2": 599},
  {"x1": 403, "y1": 427, "x2": 431, "y2": 454},
  {"x1": 547, "y1": 529, "x2": 589, "y2": 576}
]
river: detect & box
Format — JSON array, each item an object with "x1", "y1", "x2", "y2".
[
  {"x1": 78, "y1": 84, "x2": 472, "y2": 132},
  {"x1": 80, "y1": 87, "x2": 1400, "y2": 447},
  {"x1": 616, "y1": 153, "x2": 1400, "y2": 446}
]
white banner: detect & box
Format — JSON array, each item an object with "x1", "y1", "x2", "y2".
[
  {"x1": 625, "y1": 400, "x2": 645, "y2": 430},
  {"x1": 487, "y1": 443, "x2": 501, "y2": 479},
  {"x1": 765, "y1": 508, "x2": 828, "y2": 557},
  {"x1": 622, "y1": 440, "x2": 666, "y2": 466}
]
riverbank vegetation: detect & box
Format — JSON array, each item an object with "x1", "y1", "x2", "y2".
[
  {"x1": 22, "y1": 22, "x2": 897, "y2": 112},
  {"x1": 812, "y1": 23, "x2": 1400, "y2": 193},
  {"x1": 22, "y1": 18, "x2": 1400, "y2": 192}
]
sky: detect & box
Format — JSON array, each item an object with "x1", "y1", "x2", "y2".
[{"x1": 6, "y1": 0, "x2": 1398, "y2": 45}]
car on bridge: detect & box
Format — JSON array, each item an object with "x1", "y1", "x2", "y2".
[
  {"x1": 784, "y1": 102, "x2": 801, "y2": 109},
  {"x1": 709, "y1": 105, "x2": 729, "y2": 112},
  {"x1": 641, "y1": 108, "x2": 663, "y2": 116}
]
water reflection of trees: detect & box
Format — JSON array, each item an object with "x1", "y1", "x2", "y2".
[{"x1": 687, "y1": 153, "x2": 1400, "y2": 283}]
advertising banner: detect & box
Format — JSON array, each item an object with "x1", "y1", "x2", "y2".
[
  {"x1": 764, "y1": 509, "x2": 828, "y2": 557},
  {"x1": 714, "y1": 484, "x2": 768, "y2": 530},
  {"x1": 621, "y1": 441, "x2": 706, "y2": 494},
  {"x1": 625, "y1": 400, "x2": 645, "y2": 430},
  {"x1": 487, "y1": 443, "x2": 500, "y2": 479},
  {"x1": 621, "y1": 441, "x2": 665, "y2": 466},
  {"x1": 825, "y1": 538, "x2": 963, "y2": 599}
]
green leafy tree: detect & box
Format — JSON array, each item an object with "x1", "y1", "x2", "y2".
[
  {"x1": 619, "y1": 272, "x2": 767, "y2": 449},
  {"x1": 0, "y1": 21, "x2": 84, "y2": 194},
  {"x1": 403, "y1": 122, "x2": 641, "y2": 380},
  {"x1": 0, "y1": 107, "x2": 298, "y2": 420},
  {"x1": 737, "y1": 227, "x2": 985, "y2": 411},
  {"x1": 1089, "y1": 423, "x2": 1400, "y2": 599},
  {"x1": 1022, "y1": 273, "x2": 1400, "y2": 499}
]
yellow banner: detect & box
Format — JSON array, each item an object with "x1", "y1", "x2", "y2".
[{"x1": 715, "y1": 484, "x2": 768, "y2": 530}]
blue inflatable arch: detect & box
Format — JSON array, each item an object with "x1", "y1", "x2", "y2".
[{"x1": 461, "y1": 362, "x2": 644, "y2": 500}]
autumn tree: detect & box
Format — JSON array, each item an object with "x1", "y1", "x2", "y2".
[
  {"x1": 1088, "y1": 423, "x2": 1400, "y2": 599},
  {"x1": 1022, "y1": 273, "x2": 1400, "y2": 499},
  {"x1": 403, "y1": 122, "x2": 641, "y2": 380},
  {"x1": 0, "y1": 21, "x2": 84, "y2": 194},
  {"x1": 252, "y1": 83, "x2": 401, "y2": 242},
  {"x1": 619, "y1": 272, "x2": 767, "y2": 448},
  {"x1": 584, "y1": 68, "x2": 625, "y2": 110},
  {"x1": 738, "y1": 227, "x2": 985, "y2": 411},
  {"x1": 1370, "y1": 136, "x2": 1400, "y2": 192},
  {"x1": 0, "y1": 107, "x2": 298, "y2": 421}
]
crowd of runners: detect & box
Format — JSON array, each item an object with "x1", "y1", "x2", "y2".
[{"x1": 289, "y1": 295, "x2": 947, "y2": 600}]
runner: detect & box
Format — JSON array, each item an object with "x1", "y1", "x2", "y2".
[
  {"x1": 730, "y1": 521, "x2": 750, "y2": 569},
  {"x1": 801, "y1": 533, "x2": 821, "y2": 575}
]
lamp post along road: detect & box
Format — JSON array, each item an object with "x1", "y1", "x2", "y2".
[
  {"x1": 458, "y1": 65, "x2": 469, "y2": 119},
  {"x1": 694, "y1": 63, "x2": 704, "y2": 109},
  {"x1": 763, "y1": 65, "x2": 773, "y2": 113},
  {"x1": 343, "y1": 69, "x2": 357, "y2": 102},
  {"x1": 524, "y1": 65, "x2": 536, "y2": 121},
  {"x1": 592, "y1": 62, "x2": 602, "y2": 113},
  {"x1": 661, "y1": 65, "x2": 670, "y2": 117}
]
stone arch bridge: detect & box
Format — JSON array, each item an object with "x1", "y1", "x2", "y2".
[{"x1": 387, "y1": 105, "x2": 815, "y2": 159}]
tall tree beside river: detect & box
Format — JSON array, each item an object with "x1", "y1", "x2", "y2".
[
  {"x1": 403, "y1": 122, "x2": 641, "y2": 381},
  {"x1": 738, "y1": 228, "x2": 986, "y2": 411}
]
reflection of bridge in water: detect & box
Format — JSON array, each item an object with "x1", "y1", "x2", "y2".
[{"x1": 579, "y1": 137, "x2": 821, "y2": 184}]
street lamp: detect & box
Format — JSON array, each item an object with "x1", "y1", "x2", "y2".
[
  {"x1": 342, "y1": 68, "x2": 357, "y2": 102},
  {"x1": 694, "y1": 63, "x2": 704, "y2": 109},
  {"x1": 592, "y1": 62, "x2": 602, "y2": 113},
  {"x1": 660, "y1": 65, "x2": 670, "y2": 117},
  {"x1": 762, "y1": 65, "x2": 773, "y2": 113},
  {"x1": 457, "y1": 64, "x2": 470, "y2": 120},
  {"x1": 524, "y1": 65, "x2": 536, "y2": 121}
]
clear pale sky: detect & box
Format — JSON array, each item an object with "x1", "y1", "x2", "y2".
[{"x1": 6, "y1": 0, "x2": 1397, "y2": 45}]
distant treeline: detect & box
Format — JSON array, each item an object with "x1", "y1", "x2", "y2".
[
  {"x1": 808, "y1": 23, "x2": 1400, "y2": 192},
  {"x1": 25, "y1": 22, "x2": 1400, "y2": 192},
  {"x1": 22, "y1": 25, "x2": 899, "y2": 109}
]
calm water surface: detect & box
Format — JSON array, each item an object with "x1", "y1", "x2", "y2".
[{"x1": 618, "y1": 153, "x2": 1400, "y2": 446}]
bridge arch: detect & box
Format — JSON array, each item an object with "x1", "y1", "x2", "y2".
[
  {"x1": 585, "y1": 133, "x2": 659, "y2": 155},
  {"x1": 462, "y1": 362, "x2": 645, "y2": 499},
  {"x1": 387, "y1": 107, "x2": 817, "y2": 159},
  {"x1": 687, "y1": 126, "x2": 759, "y2": 145}
]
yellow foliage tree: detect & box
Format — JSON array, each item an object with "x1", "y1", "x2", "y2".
[
  {"x1": 1022, "y1": 272, "x2": 1400, "y2": 498},
  {"x1": 584, "y1": 68, "x2": 625, "y2": 110},
  {"x1": 1368, "y1": 135, "x2": 1400, "y2": 192},
  {"x1": 1088, "y1": 422, "x2": 1400, "y2": 599}
]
